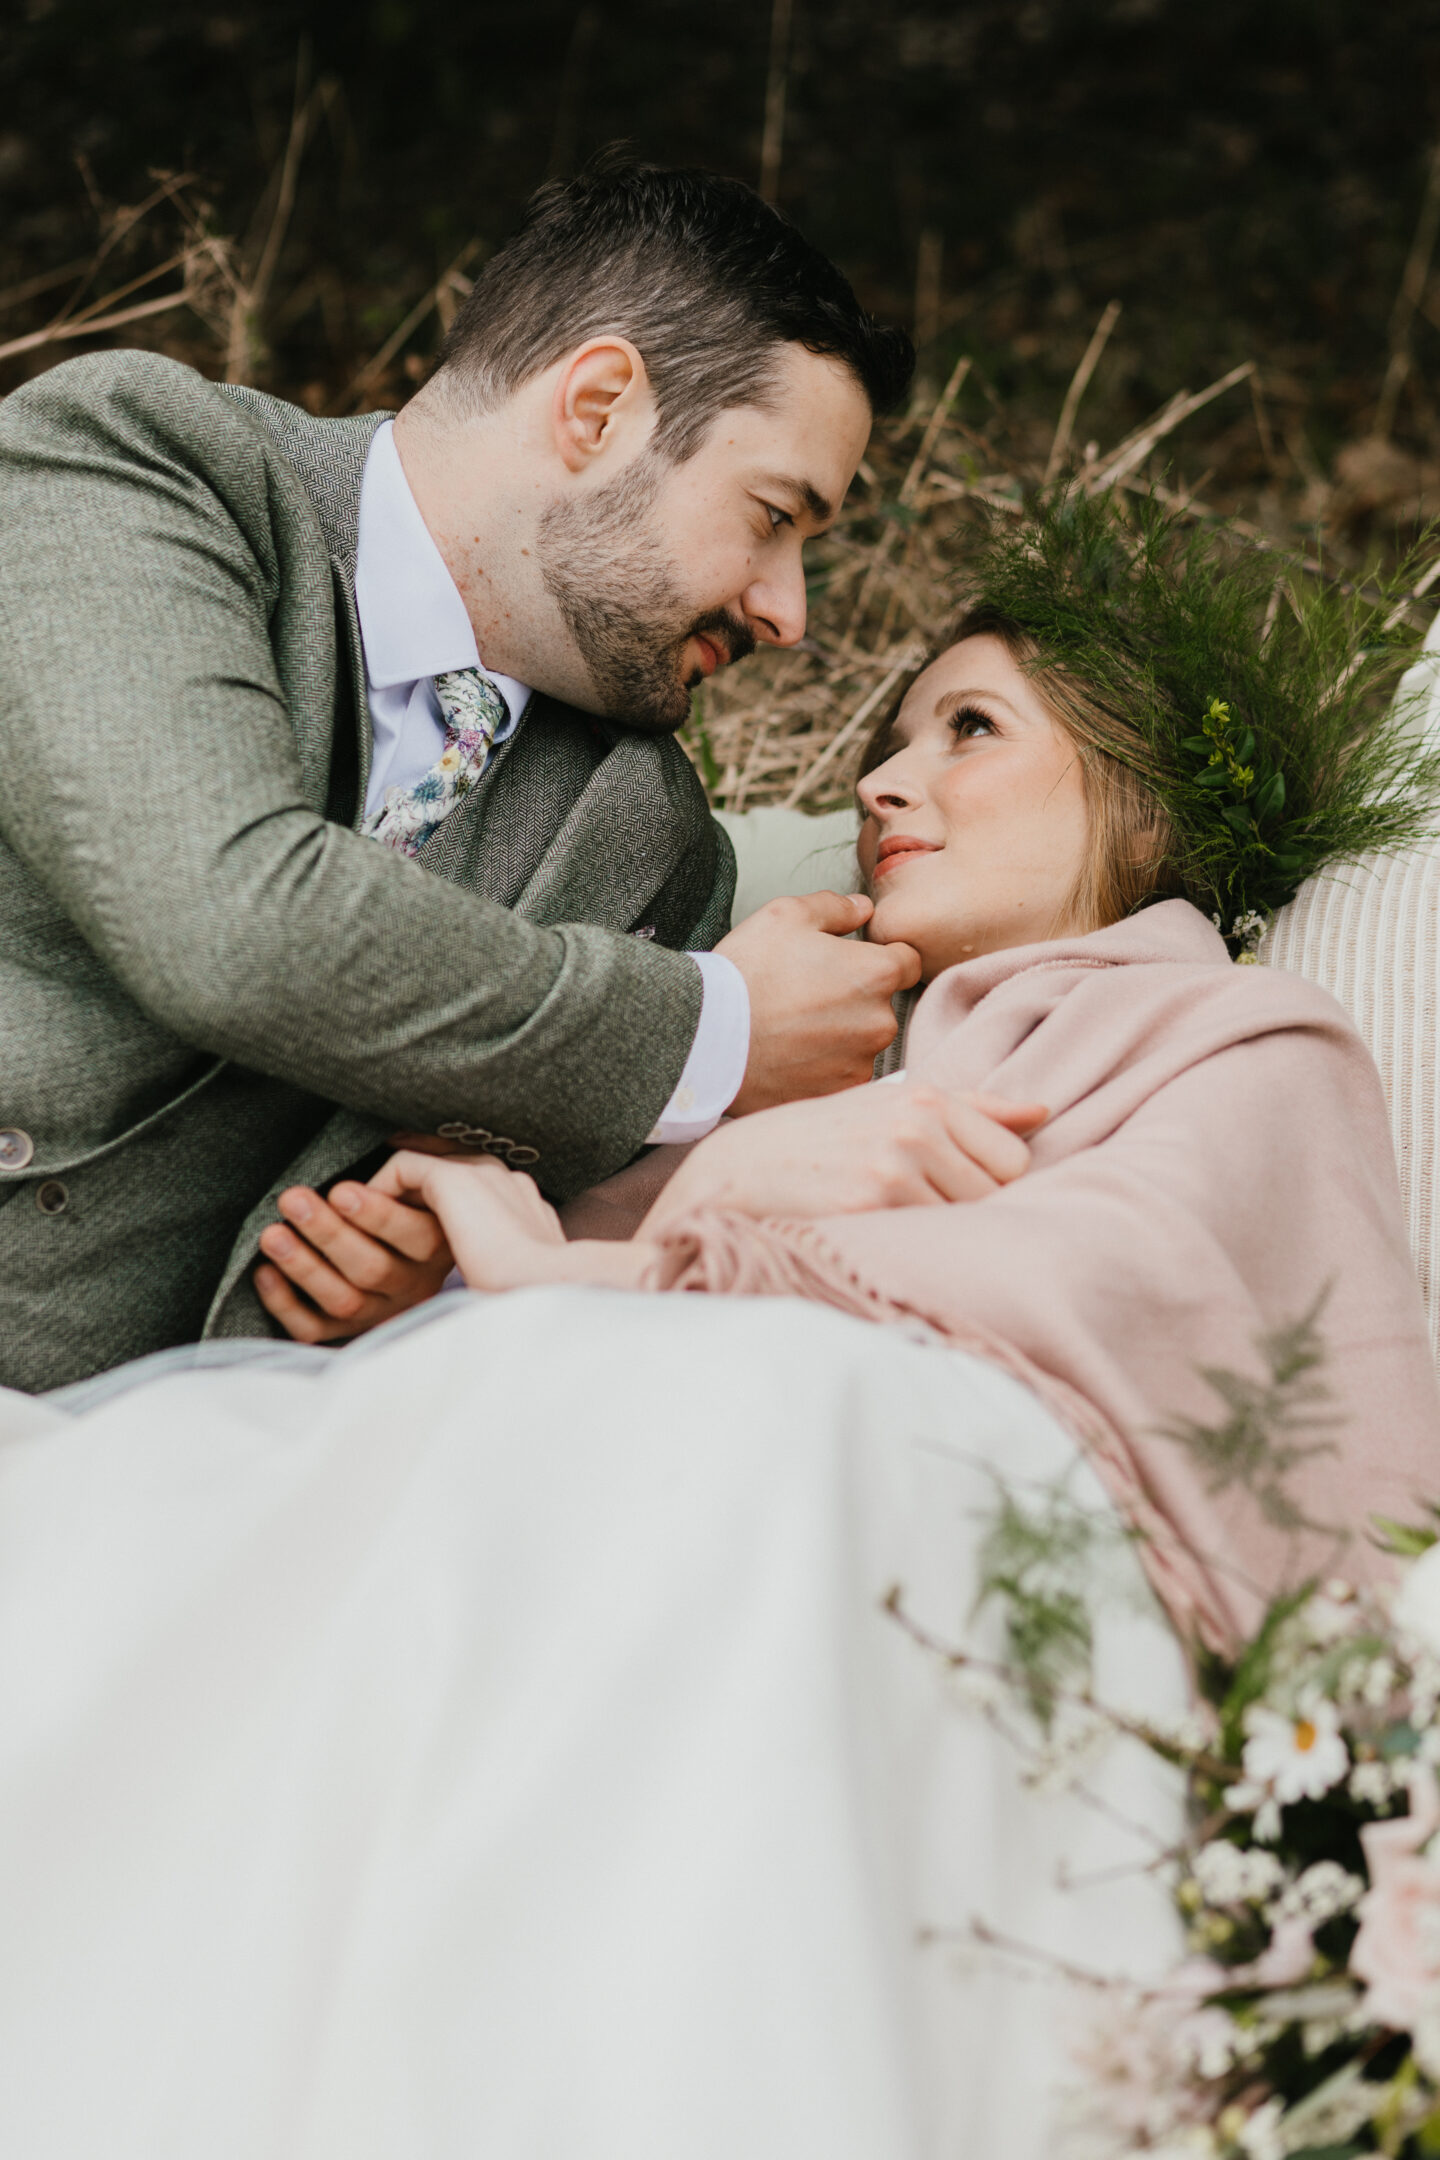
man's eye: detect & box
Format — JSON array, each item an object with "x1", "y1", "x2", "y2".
[{"x1": 765, "y1": 504, "x2": 793, "y2": 531}]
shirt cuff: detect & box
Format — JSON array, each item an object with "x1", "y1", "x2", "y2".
[{"x1": 646, "y1": 952, "x2": 751, "y2": 1145}]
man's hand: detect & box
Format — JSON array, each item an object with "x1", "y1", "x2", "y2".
[
  {"x1": 716, "y1": 891, "x2": 921, "y2": 1114},
  {"x1": 641, "y1": 1081, "x2": 1048, "y2": 1235},
  {"x1": 254, "y1": 1180, "x2": 455, "y2": 1343}
]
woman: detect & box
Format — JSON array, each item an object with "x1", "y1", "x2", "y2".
[{"x1": 2, "y1": 496, "x2": 1436, "y2": 2160}]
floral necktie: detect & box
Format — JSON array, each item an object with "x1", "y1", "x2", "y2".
[{"x1": 362, "y1": 667, "x2": 510, "y2": 859}]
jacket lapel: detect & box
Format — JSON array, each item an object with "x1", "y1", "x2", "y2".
[
  {"x1": 512, "y1": 730, "x2": 702, "y2": 932},
  {"x1": 215, "y1": 386, "x2": 382, "y2": 823}
]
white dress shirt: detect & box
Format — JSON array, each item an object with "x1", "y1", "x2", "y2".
[{"x1": 353, "y1": 421, "x2": 749, "y2": 1145}]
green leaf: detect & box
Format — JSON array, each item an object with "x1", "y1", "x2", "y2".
[
  {"x1": 1195, "y1": 767, "x2": 1231, "y2": 789},
  {"x1": 1182, "y1": 735, "x2": 1214, "y2": 755},
  {"x1": 1237, "y1": 728, "x2": 1256, "y2": 763},
  {"x1": 1222, "y1": 804, "x2": 1255, "y2": 832},
  {"x1": 1253, "y1": 771, "x2": 1286, "y2": 821},
  {"x1": 1370, "y1": 1512, "x2": 1440, "y2": 1555}
]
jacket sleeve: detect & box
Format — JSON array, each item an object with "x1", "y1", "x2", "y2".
[{"x1": 0, "y1": 353, "x2": 702, "y2": 1199}]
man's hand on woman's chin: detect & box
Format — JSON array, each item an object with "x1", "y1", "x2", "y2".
[
  {"x1": 716, "y1": 890, "x2": 922, "y2": 1113},
  {"x1": 638, "y1": 1082, "x2": 1049, "y2": 1238}
]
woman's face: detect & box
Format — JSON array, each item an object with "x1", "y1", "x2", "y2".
[{"x1": 856, "y1": 634, "x2": 1091, "y2": 977}]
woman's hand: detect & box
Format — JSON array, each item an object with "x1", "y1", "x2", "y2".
[
  {"x1": 368, "y1": 1152, "x2": 656, "y2": 1294},
  {"x1": 641, "y1": 1081, "x2": 1048, "y2": 1236},
  {"x1": 254, "y1": 1178, "x2": 456, "y2": 1343}
]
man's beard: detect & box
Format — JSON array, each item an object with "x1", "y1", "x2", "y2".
[{"x1": 536, "y1": 453, "x2": 756, "y2": 733}]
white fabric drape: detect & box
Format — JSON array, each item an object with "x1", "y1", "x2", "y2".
[{"x1": 0, "y1": 1290, "x2": 1187, "y2": 2159}]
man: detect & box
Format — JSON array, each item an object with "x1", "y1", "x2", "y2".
[{"x1": 0, "y1": 154, "x2": 918, "y2": 1392}]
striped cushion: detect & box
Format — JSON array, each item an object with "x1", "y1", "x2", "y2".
[
  {"x1": 1260, "y1": 844, "x2": 1440, "y2": 1348},
  {"x1": 1258, "y1": 622, "x2": 1440, "y2": 1348}
]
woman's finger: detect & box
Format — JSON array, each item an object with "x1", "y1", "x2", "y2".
[
  {"x1": 259, "y1": 1218, "x2": 371, "y2": 1320},
  {"x1": 252, "y1": 1261, "x2": 360, "y2": 1344},
  {"x1": 964, "y1": 1093, "x2": 1049, "y2": 1135},
  {"x1": 370, "y1": 1149, "x2": 508, "y2": 1207},
  {"x1": 328, "y1": 1181, "x2": 451, "y2": 1264},
  {"x1": 937, "y1": 1097, "x2": 1033, "y2": 1185},
  {"x1": 899, "y1": 1121, "x2": 997, "y2": 1205}
]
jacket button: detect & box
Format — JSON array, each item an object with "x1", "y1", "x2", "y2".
[
  {"x1": 0, "y1": 1129, "x2": 34, "y2": 1172},
  {"x1": 35, "y1": 1180, "x2": 68, "y2": 1216}
]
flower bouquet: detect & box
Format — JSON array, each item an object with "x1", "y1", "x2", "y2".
[{"x1": 1070, "y1": 1532, "x2": 1440, "y2": 2160}]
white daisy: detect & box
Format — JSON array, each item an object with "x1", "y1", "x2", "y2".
[{"x1": 1242, "y1": 1696, "x2": 1349, "y2": 1804}]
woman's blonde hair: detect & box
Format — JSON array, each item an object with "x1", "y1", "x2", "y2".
[{"x1": 856, "y1": 605, "x2": 1186, "y2": 935}]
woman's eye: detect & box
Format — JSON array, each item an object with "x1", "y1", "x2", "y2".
[
  {"x1": 765, "y1": 504, "x2": 793, "y2": 531},
  {"x1": 950, "y1": 706, "x2": 997, "y2": 741}
]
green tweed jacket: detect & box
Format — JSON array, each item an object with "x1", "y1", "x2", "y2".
[{"x1": 0, "y1": 352, "x2": 734, "y2": 1392}]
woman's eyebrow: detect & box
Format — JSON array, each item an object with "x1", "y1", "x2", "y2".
[{"x1": 933, "y1": 686, "x2": 1024, "y2": 720}]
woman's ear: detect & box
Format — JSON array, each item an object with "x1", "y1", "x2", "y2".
[{"x1": 552, "y1": 337, "x2": 654, "y2": 473}]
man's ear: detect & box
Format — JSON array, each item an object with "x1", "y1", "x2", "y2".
[{"x1": 552, "y1": 337, "x2": 654, "y2": 473}]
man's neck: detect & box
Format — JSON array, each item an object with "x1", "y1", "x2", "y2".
[{"x1": 391, "y1": 398, "x2": 590, "y2": 705}]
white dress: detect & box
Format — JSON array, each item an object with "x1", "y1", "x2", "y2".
[{"x1": 0, "y1": 1287, "x2": 1187, "y2": 2160}]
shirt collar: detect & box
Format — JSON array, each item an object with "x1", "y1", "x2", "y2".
[{"x1": 354, "y1": 419, "x2": 532, "y2": 723}]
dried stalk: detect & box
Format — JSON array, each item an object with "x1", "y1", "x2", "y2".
[
  {"x1": 1044, "y1": 299, "x2": 1120, "y2": 485},
  {"x1": 1375, "y1": 140, "x2": 1440, "y2": 442},
  {"x1": 0, "y1": 286, "x2": 193, "y2": 365},
  {"x1": 337, "y1": 238, "x2": 483, "y2": 410},
  {"x1": 781, "y1": 651, "x2": 920, "y2": 808},
  {"x1": 758, "y1": 0, "x2": 793, "y2": 204},
  {"x1": 1086, "y1": 362, "x2": 1254, "y2": 493}
]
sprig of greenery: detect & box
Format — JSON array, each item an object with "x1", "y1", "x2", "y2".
[
  {"x1": 1161, "y1": 1293, "x2": 1343, "y2": 1536},
  {"x1": 975, "y1": 1476, "x2": 1129, "y2": 1728}
]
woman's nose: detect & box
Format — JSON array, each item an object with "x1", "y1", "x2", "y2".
[{"x1": 856, "y1": 759, "x2": 922, "y2": 817}]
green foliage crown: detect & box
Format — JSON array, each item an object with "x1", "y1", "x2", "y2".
[{"x1": 960, "y1": 490, "x2": 1440, "y2": 946}]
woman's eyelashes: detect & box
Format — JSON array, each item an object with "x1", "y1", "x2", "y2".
[
  {"x1": 948, "y1": 704, "x2": 999, "y2": 743},
  {"x1": 762, "y1": 502, "x2": 794, "y2": 532}
]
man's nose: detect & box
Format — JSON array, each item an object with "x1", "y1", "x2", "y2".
[{"x1": 741, "y1": 554, "x2": 808, "y2": 648}]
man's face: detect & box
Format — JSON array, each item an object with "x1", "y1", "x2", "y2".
[{"x1": 536, "y1": 345, "x2": 873, "y2": 731}]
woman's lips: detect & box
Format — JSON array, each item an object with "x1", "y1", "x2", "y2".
[
  {"x1": 873, "y1": 834, "x2": 942, "y2": 879},
  {"x1": 690, "y1": 634, "x2": 723, "y2": 678}
]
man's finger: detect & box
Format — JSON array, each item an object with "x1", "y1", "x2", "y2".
[
  {"x1": 259, "y1": 1217, "x2": 371, "y2": 1319},
  {"x1": 865, "y1": 938, "x2": 922, "y2": 992},
  {"x1": 785, "y1": 889, "x2": 874, "y2": 936},
  {"x1": 329, "y1": 1181, "x2": 450, "y2": 1263},
  {"x1": 276, "y1": 1188, "x2": 417, "y2": 1294},
  {"x1": 253, "y1": 1262, "x2": 356, "y2": 1344}
]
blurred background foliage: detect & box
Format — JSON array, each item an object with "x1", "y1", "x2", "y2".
[{"x1": 4, "y1": 0, "x2": 1440, "y2": 801}]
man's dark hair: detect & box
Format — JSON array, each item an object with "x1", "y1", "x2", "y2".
[{"x1": 432, "y1": 149, "x2": 914, "y2": 458}]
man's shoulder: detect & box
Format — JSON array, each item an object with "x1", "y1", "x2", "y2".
[{"x1": 2, "y1": 349, "x2": 253, "y2": 455}]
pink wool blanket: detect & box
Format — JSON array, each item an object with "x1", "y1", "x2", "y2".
[{"x1": 624, "y1": 901, "x2": 1440, "y2": 1652}]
